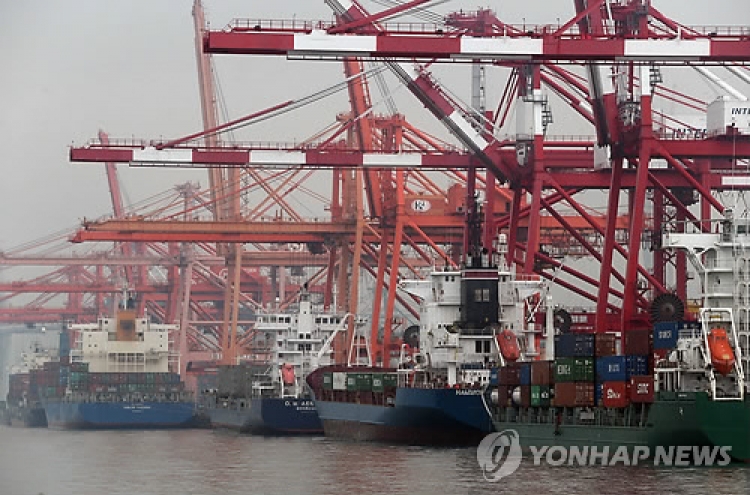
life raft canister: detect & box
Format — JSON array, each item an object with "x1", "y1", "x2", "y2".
[
  {"x1": 496, "y1": 329, "x2": 520, "y2": 362},
  {"x1": 707, "y1": 328, "x2": 736, "y2": 376},
  {"x1": 281, "y1": 363, "x2": 296, "y2": 385}
]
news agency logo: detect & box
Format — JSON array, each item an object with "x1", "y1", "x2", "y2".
[
  {"x1": 477, "y1": 430, "x2": 732, "y2": 480},
  {"x1": 476, "y1": 429, "x2": 523, "y2": 481}
]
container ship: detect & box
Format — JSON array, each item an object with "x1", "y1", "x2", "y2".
[
  {"x1": 306, "y1": 199, "x2": 555, "y2": 445},
  {"x1": 40, "y1": 294, "x2": 196, "y2": 429},
  {"x1": 5, "y1": 344, "x2": 56, "y2": 428},
  {"x1": 202, "y1": 285, "x2": 352, "y2": 434},
  {"x1": 486, "y1": 209, "x2": 750, "y2": 462}
]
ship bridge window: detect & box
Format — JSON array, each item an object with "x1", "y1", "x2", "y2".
[
  {"x1": 285, "y1": 317, "x2": 291, "y2": 323},
  {"x1": 315, "y1": 317, "x2": 321, "y2": 324},
  {"x1": 474, "y1": 289, "x2": 490, "y2": 302}
]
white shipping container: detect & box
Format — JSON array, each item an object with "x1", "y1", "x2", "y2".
[
  {"x1": 707, "y1": 98, "x2": 750, "y2": 136},
  {"x1": 332, "y1": 372, "x2": 347, "y2": 391}
]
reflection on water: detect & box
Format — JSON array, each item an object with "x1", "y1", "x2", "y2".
[{"x1": 0, "y1": 426, "x2": 749, "y2": 495}]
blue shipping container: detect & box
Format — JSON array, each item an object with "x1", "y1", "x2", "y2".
[
  {"x1": 654, "y1": 322, "x2": 679, "y2": 350},
  {"x1": 520, "y1": 363, "x2": 532, "y2": 385},
  {"x1": 554, "y1": 334, "x2": 595, "y2": 358},
  {"x1": 626, "y1": 355, "x2": 649, "y2": 377},
  {"x1": 489, "y1": 368, "x2": 499, "y2": 386},
  {"x1": 595, "y1": 382, "x2": 603, "y2": 406},
  {"x1": 596, "y1": 356, "x2": 627, "y2": 382}
]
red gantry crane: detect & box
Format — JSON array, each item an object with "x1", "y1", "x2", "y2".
[{"x1": 64, "y1": 1, "x2": 750, "y2": 366}]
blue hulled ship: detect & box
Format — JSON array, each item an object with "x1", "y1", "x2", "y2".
[
  {"x1": 202, "y1": 286, "x2": 352, "y2": 434},
  {"x1": 307, "y1": 198, "x2": 555, "y2": 445},
  {"x1": 40, "y1": 292, "x2": 196, "y2": 429}
]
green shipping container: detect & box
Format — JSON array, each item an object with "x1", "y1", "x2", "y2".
[
  {"x1": 531, "y1": 385, "x2": 551, "y2": 406},
  {"x1": 383, "y1": 373, "x2": 398, "y2": 388},
  {"x1": 372, "y1": 373, "x2": 385, "y2": 392},
  {"x1": 346, "y1": 374, "x2": 358, "y2": 391},
  {"x1": 554, "y1": 357, "x2": 594, "y2": 383},
  {"x1": 357, "y1": 373, "x2": 373, "y2": 391},
  {"x1": 322, "y1": 373, "x2": 333, "y2": 390}
]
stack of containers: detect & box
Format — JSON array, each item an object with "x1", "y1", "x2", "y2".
[
  {"x1": 594, "y1": 329, "x2": 654, "y2": 408},
  {"x1": 496, "y1": 362, "x2": 521, "y2": 407},
  {"x1": 530, "y1": 361, "x2": 554, "y2": 407},
  {"x1": 623, "y1": 329, "x2": 654, "y2": 405},
  {"x1": 519, "y1": 363, "x2": 532, "y2": 407},
  {"x1": 594, "y1": 334, "x2": 617, "y2": 406},
  {"x1": 553, "y1": 334, "x2": 595, "y2": 407}
]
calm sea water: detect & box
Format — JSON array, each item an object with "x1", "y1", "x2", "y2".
[{"x1": 1, "y1": 426, "x2": 749, "y2": 495}]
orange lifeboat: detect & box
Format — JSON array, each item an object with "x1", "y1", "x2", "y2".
[
  {"x1": 281, "y1": 363, "x2": 296, "y2": 385},
  {"x1": 707, "y1": 328, "x2": 736, "y2": 376},
  {"x1": 496, "y1": 329, "x2": 520, "y2": 362}
]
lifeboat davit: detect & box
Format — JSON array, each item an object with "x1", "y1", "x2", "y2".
[
  {"x1": 281, "y1": 363, "x2": 296, "y2": 385},
  {"x1": 496, "y1": 329, "x2": 520, "y2": 362},
  {"x1": 707, "y1": 328, "x2": 736, "y2": 376}
]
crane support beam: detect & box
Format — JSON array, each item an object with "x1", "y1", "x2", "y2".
[
  {"x1": 70, "y1": 139, "x2": 750, "y2": 168},
  {"x1": 204, "y1": 28, "x2": 750, "y2": 63}
]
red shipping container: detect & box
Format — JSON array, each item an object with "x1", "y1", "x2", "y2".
[
  {"x1": 499, "y1": 364, "x2": 521, "y2": 385},
  {"x1": 494, "y1": 385, "x2": 511, "y2": 407},
  {"x1": 531, "y1": 361, "x2": 553, "y2": 385},
  {"x1": 554, "y1": 382, "x2": 595, "y2": 407},
  {"x1": 595, "y1": 334, "x2": 617, "y2": 357},
  {"x1": 601, "y1": 381, "x2": 630, "y2": 408},
  {"x1": 520, "y1": 385, "x2": 532, "y2": 407},
  {"x1": 623, "y1": 329, "x2": 650, "y2": 355},
  {"x1": 629, "y1": 376, "x2": 655, "y2": 403}
]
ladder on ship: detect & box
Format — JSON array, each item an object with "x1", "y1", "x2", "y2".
[
  {"x1": 699, "y1": 308, "x2": 745, "y2": 400},
  {"x1": 731, "y1": 217, "x2": 750, "y2": 387}
]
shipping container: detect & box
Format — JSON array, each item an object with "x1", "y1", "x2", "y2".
[
  {"x1": 372, "y1": 373, "x2": 384, "y2": 392},
  {"x1": 519, "y1": 385, "x2": 531, "y2": 407},
  {"x1": 596, "y1": 355, "x2": 627, "y2": 382},
  {"x1": 357, "y1": 373, "x2": 373, "y2": 391},
  {"x1": 595, "y1": 334, "x2": 617, "y2": 357},
  {"x1": 495, "y1": 385, "x2": 511, "y2": 407},
  {"x1": 530, "y1": 385, "x2": 551, "y2": 407},
  {"x1": 653, "y1": 322, "x2": 679, "y2": 350},
  {"x1": 346, "y1": 374, "x2": 358, "y2": 392},
  {"x1": 623, "y1": 329, "x2": 650, "y2": 355},
  {"x1": 382, "y1": 373, "x2": 398, "y2": 388},
  {"x1": 601, "y1": 381, "x2": 629, "y2": 408},
  {"x1": 322, "y1": 373, "x2": 333, "y2": 390},
  {"x1": 531, "y1": 361, "x2": 553, "y2": 385},
  {"x1": 626, "y1": 355, "x2": 649, "y2": 377},
  {"x1": 554, "y1": 382, "x2": 595, "y2": 407},
  {"x1": 489, "y1": 367, "x2": 499, "y2": 386},
  {"x1": 499, "y1": 364, "x2": 521, "y2": 385},
  {"x1": 332, "y1": 372, "x2": 347, "y2": 391},
  {"x1": 630, "y1": 376, "x2": 655, "y2": 403},
  {"x1": 554, "y1": 357, "x2": 595, "y2": 382},
  {"x1": 519, "y1": 363, "x2": 532, "y2": 386},
  {"x1": 554, "y1": 334, "x2": 595, "y2": 358}
]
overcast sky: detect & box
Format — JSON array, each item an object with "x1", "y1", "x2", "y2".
[{"x1": 2, "y1": 0, "x2": 749, "y2": 253}]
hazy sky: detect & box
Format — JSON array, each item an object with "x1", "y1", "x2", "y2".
[{"x1": 2, "y1": 0, "x2": 749, "y2": 253}]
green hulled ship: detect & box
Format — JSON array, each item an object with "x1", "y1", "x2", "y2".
[{"x1": 487, "y1": 210, "x2": 750, "y2": 462}]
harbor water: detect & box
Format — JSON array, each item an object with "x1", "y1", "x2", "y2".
[{"x1": 1, "y1": 426, "x2": 749, "y2": 495}]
